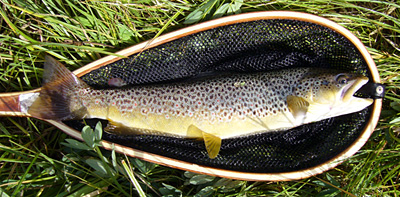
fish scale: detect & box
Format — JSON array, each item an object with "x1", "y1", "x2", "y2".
[
  {"x1": 82, "y1": 69, "x2": 307, "y2": 126},
  {"x1": 28, "y1": 56, "x2": 373, "y2": 158}
]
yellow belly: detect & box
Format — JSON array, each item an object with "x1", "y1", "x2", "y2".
[{"x1": 91, "y1": 105, "x2": 298, "y2": 139}]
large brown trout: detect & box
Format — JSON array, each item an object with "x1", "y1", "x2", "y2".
[{"x1": 28, "y1": 56, "x2": 373, "y2": 158}]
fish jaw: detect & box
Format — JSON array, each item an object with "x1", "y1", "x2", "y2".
[
  {"x1": 329, "y1": 96, "x2": 373, "y2": 118},
  {"x1": 302, "y1": 76, "x2": 374, "y2": 124},
  {"x1": 309, "y1": 76, "x2": 373, "y2": 121},
  {"x1": 341, "y1": 76, "x2": 369, "y2": 103},
  {"x1": 332, "y1": 75, "x2": 373, "y2": 116}
]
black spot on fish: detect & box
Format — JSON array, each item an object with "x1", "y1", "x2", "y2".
[{"x1": 322, "y1": 80, "x2": 329, "y2": 85}]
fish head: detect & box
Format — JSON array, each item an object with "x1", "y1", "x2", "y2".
[{"x1": 297, "y1": 70, "x2": 374, "y2": 120}]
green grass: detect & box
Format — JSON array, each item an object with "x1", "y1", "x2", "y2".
[{"x1": 0, "y1": 0, "x2": 399, "y2": 196}]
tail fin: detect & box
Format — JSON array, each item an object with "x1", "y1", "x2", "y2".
[{"x1": 28, "y1": 56, "x2": 90, "y2": 120}]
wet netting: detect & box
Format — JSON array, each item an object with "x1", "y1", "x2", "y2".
[{"x1": 65, "y1": 19, "x2": 373, "y2": 173}]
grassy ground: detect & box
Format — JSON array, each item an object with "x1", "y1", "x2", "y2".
[{"x1": 0, "y1": 0, "x2": 399, "y2": 196}]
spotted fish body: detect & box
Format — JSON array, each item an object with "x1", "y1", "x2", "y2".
[
  {"x1": 29, "y1": 56, "x2": 374, "y2": 158},
  {"x1": 79, "y1": 69, "x2": 305, "y2": 138}
]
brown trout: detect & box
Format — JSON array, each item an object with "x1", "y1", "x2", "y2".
[{"x1": 28, "y1": 56, "x2": 373, "y2": 158}]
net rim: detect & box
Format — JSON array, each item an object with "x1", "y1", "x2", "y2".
[
  {"x1": 73, "y1": 11, "x2": 380, "y2": 84},
  {"x1": 58, "y1": 11, "x2": 383, "y2": 181},
  {"x1": 2, "y1": 11, "x2": 381, "y2": 181}
]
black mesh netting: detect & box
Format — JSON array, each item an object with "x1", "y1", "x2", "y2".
[{"x1": 64, "y1": 19, "x2": 373, "y2": 173}]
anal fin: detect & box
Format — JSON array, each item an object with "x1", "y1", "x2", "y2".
[
  {"x1": 105, "y1": 120, "x2": 142, "y2": 135},
  {"x1": 188, "y1": 125, "x2": 221, "y2": 159}
]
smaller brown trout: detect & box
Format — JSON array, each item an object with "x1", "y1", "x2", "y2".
[{"x1": 28, "y1": 56, "x2": 373, "y2": 158}]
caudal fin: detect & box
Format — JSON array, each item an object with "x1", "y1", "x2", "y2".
[{"x1": 28, "y1": 56, "x2": 89, "y2": 120}]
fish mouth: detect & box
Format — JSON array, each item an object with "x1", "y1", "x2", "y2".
[{"x1": 341, "y1": 76, "x2": 370, "y2": 102}]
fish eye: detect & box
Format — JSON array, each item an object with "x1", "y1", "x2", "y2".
[{"x1": 335, "y1": 74, "x2": 348, "y2": 85}]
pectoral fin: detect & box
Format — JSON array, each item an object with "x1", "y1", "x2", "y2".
[
  {"x1": 287, "y1": 95, "x2": 309, "y2": 123},
  {"x1": 187, "y1": 125, "x2": 221, "y2": 159}
]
